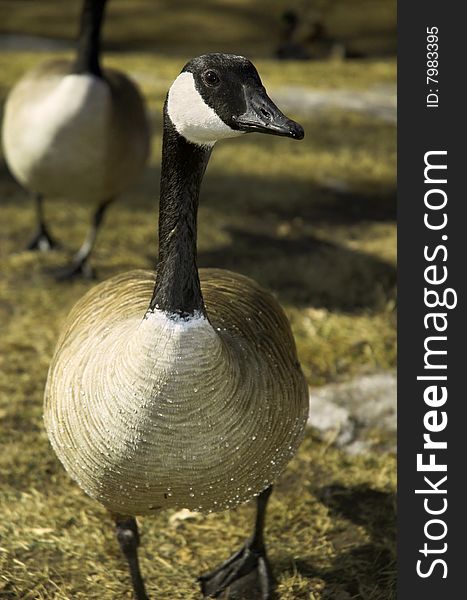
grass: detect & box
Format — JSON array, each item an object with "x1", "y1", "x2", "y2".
[
  {"x1": 0, "y1": 0, "x2": 396, "y2": 57},
  {"x1": 0, "y1": 44, "x2": 396, "y2": 600},
  {"x1": 0, "y1": 437, "x2": 396, "y2": 600}
]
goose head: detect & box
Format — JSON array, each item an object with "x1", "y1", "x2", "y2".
[{"x1": 166, "y1": 53, "x2": 304, "y2": 146}]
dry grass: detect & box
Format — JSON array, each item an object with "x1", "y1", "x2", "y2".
[
  {"x1": 0, "y1": 0, "x2": 396, "y2": 57},
  {"x1": 0, "y1": 43, "x2": 396, "y2": 600},
  {"x1": 0, "y1": 435, "x2": 396, "y2": 599}
]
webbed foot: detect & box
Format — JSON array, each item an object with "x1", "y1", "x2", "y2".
[
  {"x1": 51, "y1": 259, "x2": 95, "y2": 281},
  {"x1": 26, "y1": 228, "x2": 58, "y2": 252},
  {"x1": 199, "y1": 541, "x2": 274, "y2": 599}
]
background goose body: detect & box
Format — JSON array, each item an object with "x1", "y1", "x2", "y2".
[
  {"x1": 3, "y1": 61, "x2": 148, "y2": 203},
  {"x1": 1, "y1": 0, "x2": 149, "y2": 276},
  {"x1": 45, "y1": 268, "x2": 308, "y2": 515}
]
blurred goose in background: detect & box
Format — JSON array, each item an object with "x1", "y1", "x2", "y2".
[
  {"x1": 44, "y1": 53, "x2": 308, "y2": 599},
  {"x1": 1, "y1": 0, "x2": 150, "y2": 278}
]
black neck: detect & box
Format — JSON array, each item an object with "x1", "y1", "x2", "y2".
[
  {"x1": 73, "y1": 0, "x2": 107, "y2": 77},
  {"x1": 149, "y1": 107, "x2": 212, "y2": 317}
]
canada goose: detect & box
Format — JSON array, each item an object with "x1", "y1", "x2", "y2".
[
  {"x1": 1, "y1": 0, "x2": 149, "y2": 278},
  {"x1": 44, "y1": 53, "x2": 308, "y2": 599}
]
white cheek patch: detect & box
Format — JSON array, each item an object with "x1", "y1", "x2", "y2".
[{"x1": 167, "y1": 72, "x2": 243, "y2": 146}]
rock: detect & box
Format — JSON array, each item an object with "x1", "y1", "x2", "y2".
[
  {"x1": 307, "y1": 393, "x2": 354, "y2": 447},
  {"x1": 273, "y1": 85, "x2": 397, "y2": 123},
  {"x1": 307, "y1": 372, "x2": 396, "y2": 453}
]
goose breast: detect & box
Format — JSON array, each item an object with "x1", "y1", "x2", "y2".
[
  {"x1": 44, "y1": 269, "x2": 308, "y2": 515},
  {"x1": 2, "y1": 61, "x2": 149, "y2": 201}
]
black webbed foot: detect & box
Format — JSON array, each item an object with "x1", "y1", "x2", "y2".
[
  {"x1": 26, "y1": 228, "x2": 58, "y2": 252},
  {"x1": 199, "y1": 541, "x2": 274, "y2": 599},
  {"x1": 51, "y1": 259, "x2": 95, "y2": 281}
]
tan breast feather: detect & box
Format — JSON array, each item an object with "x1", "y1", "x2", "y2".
[{"x1": 44, "y1": 269, "x2": 309, "y2": 515}]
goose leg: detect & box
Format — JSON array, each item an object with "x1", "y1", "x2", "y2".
[
  {"x1": 54, "y1": 197, "x2": 113, "y2": 280},
  {"x1": 199, "y1": 485, "x2": 275, "y2": 599},
  {"x1": 26, "y1": 194, "x2": 58, "y2": 251},
  {"x1": 115, "y1": 516, "x2": 150, "y2": 600}
]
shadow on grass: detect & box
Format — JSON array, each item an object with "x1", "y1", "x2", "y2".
[
  {"x1": 201, "y1": 180, "x2": 396, "y2": 226},
  {"x1": 1, "y1": 159, "x2": 396, "y2": 313},
  {"x1": 284, "y1": 484, "x2": 396, "y2": 600},
  {"x1": 199, "y1": 175, "x2": 396, "y2": 313},
  {"x1": 198, "y1": 225, "x2": 395, "y2": 311}
]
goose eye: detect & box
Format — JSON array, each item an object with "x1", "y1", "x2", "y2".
[{"x1": 203, "y1": 70, "x2": 220, "y2": 86}]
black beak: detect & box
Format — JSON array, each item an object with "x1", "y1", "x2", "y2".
[{"x1": 232, "y1": 85, "x2": 304, "y2": 140}]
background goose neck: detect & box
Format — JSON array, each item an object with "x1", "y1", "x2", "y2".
[
  {"x1": 73, "y1": 0, "x2": 107, "y2": 77},
  {"x1": 150, "y1": 108, "x2": 212, "y2": 317}
]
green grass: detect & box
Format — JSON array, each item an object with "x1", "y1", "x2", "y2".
[{"x1": 0, "y1": 48, "x2": 396, "y2": 599}]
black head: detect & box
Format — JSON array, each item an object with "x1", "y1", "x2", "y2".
[{"x1": 166, "y1": 53, "x2": 304, "y2": 145}]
